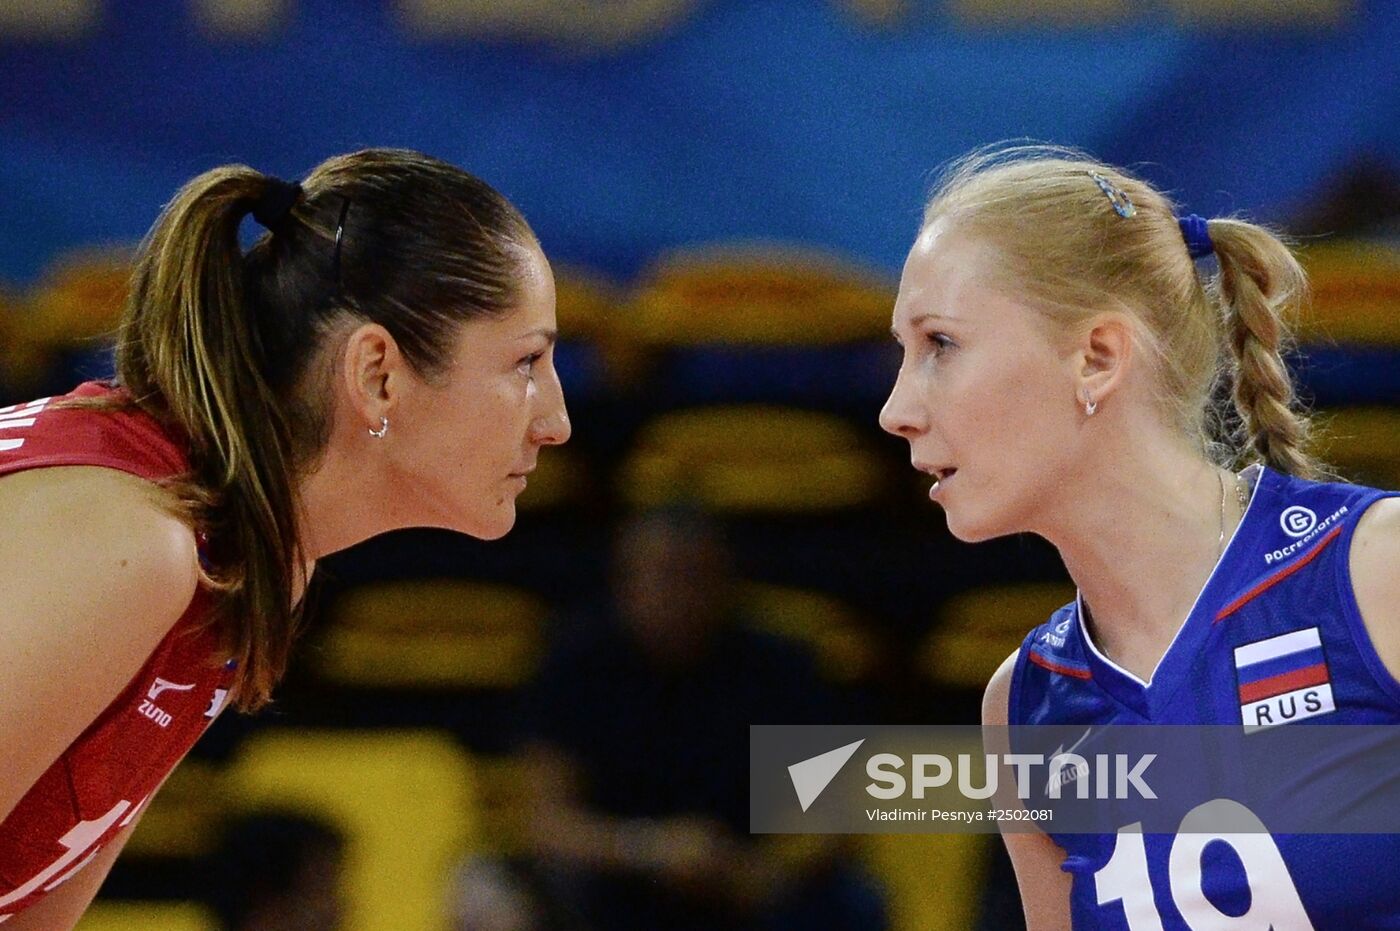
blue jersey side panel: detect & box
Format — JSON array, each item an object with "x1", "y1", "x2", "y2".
[{"x1": 1010, "y1": 467, "x2": 1400, "y2": 930}]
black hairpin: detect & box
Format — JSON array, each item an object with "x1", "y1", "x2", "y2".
[{"x1": 332, "y1": 196, "x2": 352, "y2": 293}]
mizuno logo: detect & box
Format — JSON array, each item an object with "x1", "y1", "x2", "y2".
[
  {"x1": 137, "y1": 678, "x2": 196, "y2": 729},
  {"x1": 147, "y1": 678, "x2": 195, "y2": 701},
  {"x1": 1045, "y1": 727, "x2": 1095, "y2": 795}
]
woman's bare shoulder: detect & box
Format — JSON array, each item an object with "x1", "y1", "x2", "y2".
[{"x1": 0, "y1": 465, "x2": 200, "y2": 821}]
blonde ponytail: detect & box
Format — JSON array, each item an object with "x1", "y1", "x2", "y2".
[{"x1": 1207, "y1": 218, "x2": 1322, "y2": 479}]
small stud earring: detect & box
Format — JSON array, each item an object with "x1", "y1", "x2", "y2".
[
  {"x1": 369, "y1": 416, "x2": 389, "y2": 438},
  {"x1": 1082, "y1": 393, "x2": 1098, "y2": 417}
]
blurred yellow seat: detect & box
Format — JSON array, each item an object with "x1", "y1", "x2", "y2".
[
  {"x1": 626, "y1": 245, "x2": 894, "y2": 346},
  {"x1": 315, "y1": 580, "x2": 548, "y2": 690},
  {"x1": 621, "y1": 405, "x2": 885, "y2": 511},
  {"x1": 861, "y1": 729, "x2": 987, "y2": 931},
  {"x1": 863, "y1": 823, "x2": 990, "y2": 931},
  {"x1": 28, "y1": 247, "x2": 133, "y2": 346},
  {"x1": 923, "y1": 583, "x2": 1076, "y2": 689},
  {"x1": 1314, "y1": 407, "x2": 1400, "y2": 490},
  {"x1": 123, "y1": 759, "x2": 227, "y2": 859},
  {"x1": 76, "y1": 901, "x2": 215, "y2": 931},
  {"x1": 228, "y1": 729, "x2": 477, "y2": 931},
  {"x1": 553, "y1": 265, "x2": 622, "y2": 341},
  {"x1": 0, "y1": 288, "x2": 48, "y2": 394},
  {"x1": 1297, "y1": 241, "x2": 1400, "y2": 345},
  {"x1": 740, "y1": 583, "x2": 878, "y2": 683},
  {"x1": 551, "y1": 265, "x2": 657, "y2": 389},
  {"x1": 952, "y1": 0, "x2": 1350, "y2": 27},
  {"x1": 950, "y1": 0, "x2": 1129, "y2": 25}
]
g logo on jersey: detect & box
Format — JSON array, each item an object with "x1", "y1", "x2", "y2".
[
  {"x1": 1279, "y1": 505, "x2": 1317, "y2": 538},
  {"x1": 1040, "y1": 618, "x2": 1073, "y2": 649}
]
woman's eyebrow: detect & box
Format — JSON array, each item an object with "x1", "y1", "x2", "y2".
[
  {"x1": 514, "y1": 327, "x2": 558, "y2": 344},
  {"x1": 892, "y1": 312, "x2": 960, "y2": 339}
]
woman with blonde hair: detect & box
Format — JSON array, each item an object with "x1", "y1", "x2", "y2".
[
  {"x1": 881, "y1": 145, "x2": 1400, "y2": 928},
  {"x1": 0, "y1": 148, "x2": 570, "y2": 927}
]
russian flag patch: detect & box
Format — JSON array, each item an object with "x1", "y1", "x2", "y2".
[{"x1": 1234, "y1": 627, "x2": 1335, "y2": 732}]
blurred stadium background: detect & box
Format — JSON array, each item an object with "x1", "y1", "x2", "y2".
[{"x1": 2, "y1": 1, "x2": 1397, "y2": 928}]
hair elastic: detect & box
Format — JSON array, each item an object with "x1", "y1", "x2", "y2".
[
  {"x1": 251, "y1": 177, "x2": 303, "y2": 230},
  {"x1": 1177, "y1": 213, "x2": 1215, "y2": 259}
]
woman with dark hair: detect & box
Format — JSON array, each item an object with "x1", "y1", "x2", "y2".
[{"x1": 0, "y1": 148, "x2": 570, "y2": 927}]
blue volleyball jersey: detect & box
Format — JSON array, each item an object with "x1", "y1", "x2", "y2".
[{"x1": 1010, "y1": 465, "x2": 1400, "y2": 930}]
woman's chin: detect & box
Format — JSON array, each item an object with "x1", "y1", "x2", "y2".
[
  {"x1": 465, "y1": 506, "x2": 517, "y2": 541},
  {"x1": 473, "y1": 522, "x2": 515, "y2": 542},
  {"x1": 429, "y1": 498, "x2": 517, "y2": 541},
  {"x1": 942, "y1": 509, "x2": 1002, "y2": 545}
]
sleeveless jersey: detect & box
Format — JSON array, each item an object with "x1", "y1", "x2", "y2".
[
  {"x1": 1011, "y1": 464, "x2": 1400, "y2": 930},
  {"x1": 0, "y1": 382, "x2": 234, "y2": 920}
]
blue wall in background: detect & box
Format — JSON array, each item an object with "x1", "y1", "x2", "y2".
[{"x1": 1, "y1": 0, "x2": 1396, "y2": 285}]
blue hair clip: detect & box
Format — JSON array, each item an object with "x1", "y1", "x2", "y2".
[
  {"x1": 1177, "y1": 213, "x2": 1214, "y2": 259},
  {"x1": 1088, "y1": 171, "x2": 1136, "y2": 219}
]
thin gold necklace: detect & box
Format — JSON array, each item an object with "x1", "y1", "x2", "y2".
[{"x1": 1217, "y1": 469, "x2": 1250, "y2": 557}]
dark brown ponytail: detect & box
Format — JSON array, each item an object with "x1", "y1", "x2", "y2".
[{"x1": 119, "y1": 167, "x2": 305, "y2": 711}]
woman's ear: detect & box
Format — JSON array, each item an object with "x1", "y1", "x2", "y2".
[
  {"x1": 1074, "y1": 312, "x2": 1134, "y2": 410},
  {"x1": 340, "y1": 323, "x2": 405, "y2": 426}
]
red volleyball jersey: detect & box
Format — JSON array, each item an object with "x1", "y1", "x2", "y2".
[{"x1": 0, "y1": 382, "x2": 234, "y2": 920}]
